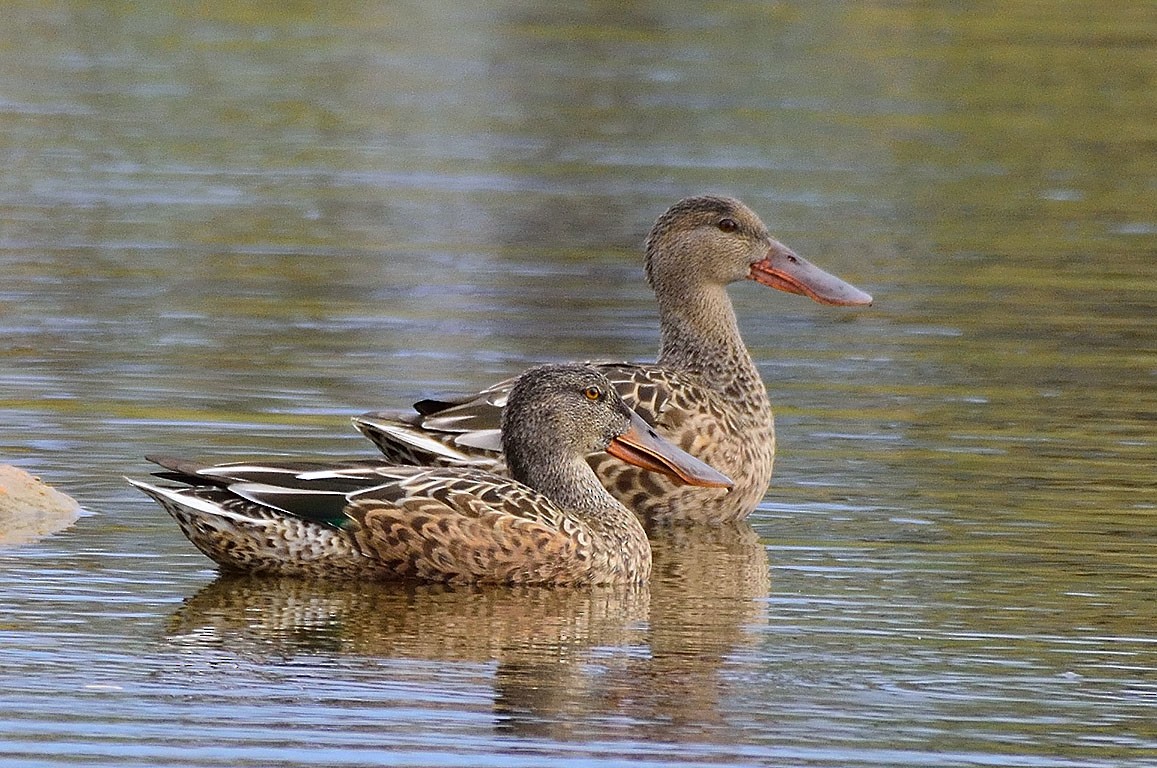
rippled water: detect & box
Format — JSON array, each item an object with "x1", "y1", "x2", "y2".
[{"x1": 1, "y1": 2, "x2": 1154, "y2": 766}]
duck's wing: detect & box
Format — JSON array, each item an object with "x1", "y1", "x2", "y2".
[
  {"x1": 144, "y1": 454, "x2": 395, "y2": 492},
  {"x1": 352, "y1": 375, "x2": 515, "y2": 468},
  {"x1": 353, "y1": 362, "x2": 710, "y2": 468},
  {"x1": 333, "y1": 469, "x2": 592, "y2": 583},
  {"x1": 133, "y1": 458, "x2": 433, "y2": 531},
  {"x1": 131, "y1": 459, "x2": 588, "y2": 583}
]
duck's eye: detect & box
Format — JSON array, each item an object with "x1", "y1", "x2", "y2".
[
  {"x1": 583, "y1": 386, "x2": 602, "y2": 402},
  {"x1": 717, "y1": 217, "x2": 739, "y2": 233}
]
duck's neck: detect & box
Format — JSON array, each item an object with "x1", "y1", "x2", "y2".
[
  {"x1": 655, "y1": 283, "x2": 768, "y2": 412},
  {"x1": 512, "y1": 449, "x2": 639, "y2": 529},
  {"x1": 520, "y1": 455, "x2": 625, "y2": 523}
]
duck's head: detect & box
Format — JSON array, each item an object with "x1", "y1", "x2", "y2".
[
  {"x1": 502, "y1": 364, "x2": 732, "y2": 489},
  {"x1": 644, "y1": 195, "x2": 872, "y2": 306}
]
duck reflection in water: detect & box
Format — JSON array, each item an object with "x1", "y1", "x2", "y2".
[{"x1": 166, "y1": 520, "x2": 769, "y2": 742}]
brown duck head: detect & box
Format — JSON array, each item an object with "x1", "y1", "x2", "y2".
[
  {"x1": 645, "y1": 195, "x2": 872, "y2": 307},
  {"x1": 501, "y1": 364, "x2": 732, "y2": 491}
]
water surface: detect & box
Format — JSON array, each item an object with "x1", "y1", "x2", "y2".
[{"x1": 1, "y1": 2, "x2": 1154, "y2": 766}]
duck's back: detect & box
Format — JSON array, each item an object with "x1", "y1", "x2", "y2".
[{"x1": 356, "y1": 361, "x2": 774, "y2": 525}]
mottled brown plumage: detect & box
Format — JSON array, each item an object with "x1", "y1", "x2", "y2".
[
  {"x1": 128, "y1": 365, "x2": 730, "y2": 584},
  {"x1": 355, "y1": 196, "x2": 872, "y2": 524}
]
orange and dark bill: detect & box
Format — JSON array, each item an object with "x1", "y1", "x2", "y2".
[
  {"x1": 750, "y1": 240, "x2": 873, "y2": 306},
  {"x1": 606, "y1": 409, "x2": 733, "y2": 489}
]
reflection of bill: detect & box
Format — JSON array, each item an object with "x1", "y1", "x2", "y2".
[
  {"x1": 589, "y1": 522, "x2": 771, "y2": 736},
  {"x1": 166, "y1": 521, "x2": 769, "y2": 742}
]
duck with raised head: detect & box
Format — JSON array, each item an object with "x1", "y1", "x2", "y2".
[
  {"x1": 354, "y1": 196, "x2": 872, "y2": 525},
  {"x1": 128, "y1": 364, "x2": 731, "y2": 585}
]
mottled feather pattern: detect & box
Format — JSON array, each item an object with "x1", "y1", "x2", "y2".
[
  {"x1": 131, "y1": 364, "x2": 665, "y2": 584},
  {"x1": 341, "y1": 468, "x2": 643, "y2": 584},
  {"x1": 350, "y1": 501, "x2": 592, "y2": 584},
  {"x1": 148, "y1": 487, "x2": 371, "y2": 576},
  {"x1": 353, "y1": 195, "x2": 872, "y2": 524},
  {"x1": 137, "y1": 462, "x2": 648, "y2": 584},
  {"x1": 355, "y1": 361, "x2": 773, "y2": 525}
]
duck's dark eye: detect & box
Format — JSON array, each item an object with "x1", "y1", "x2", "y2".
[
  {"x1": 717, "y1": 217, "x2": 739, "y2": 233},
  {"x1": 583, "y1": 386, "x2": 602, "y2": 402}
]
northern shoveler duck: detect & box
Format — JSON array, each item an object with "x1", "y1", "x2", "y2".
[
  {"x1": 354, "y1": 196, "x2": 872, "y2": 525},
  {"x1": 128, "y1": 364, "x2": 731, "y2": 585}
]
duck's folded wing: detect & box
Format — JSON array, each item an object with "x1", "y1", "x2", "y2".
[
  {"x1": 324, "y1": 469, "x2": 586, "y2": 583},
  {"x1": 146, "y1": 455, "x2": 396, "y2": 489},
  {"x1": 353, "y1": 362, "x2": 711, "y2": 468}
]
